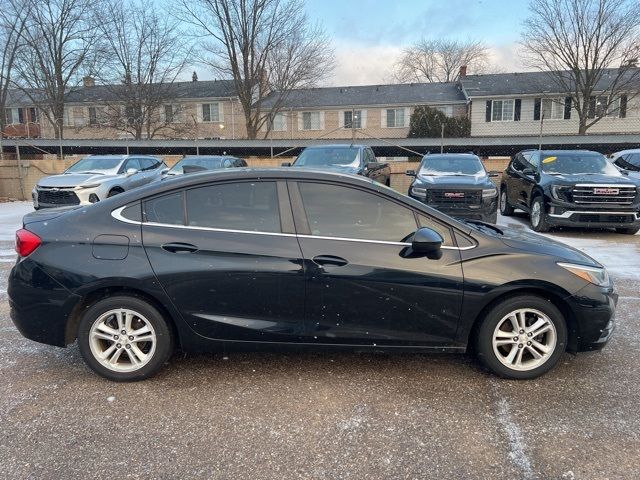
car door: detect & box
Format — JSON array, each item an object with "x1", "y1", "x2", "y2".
[
  {"x1": 138, "y1": 157, "x2": 160, "y2": 183},
  {"x1": 289, "y1": 180, "x2": 464, "y2": 346},
  {"x1": 141, "y1": 180, "x2": 306, "y2": 342},
  {"x1": 121, "y1": 158, "x2": 147, "y2": 189}
]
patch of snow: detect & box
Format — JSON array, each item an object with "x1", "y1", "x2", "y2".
[
  {"x1": 0, "y1": 202, "x2": 32, "y2": 241},
  {"x1": 494, "y1": 395, "x2": 535, "y2": 479}
]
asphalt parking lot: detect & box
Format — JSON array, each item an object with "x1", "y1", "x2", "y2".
[{"x1": 1, "y1": 201, "x2": 639, "y2": 480}]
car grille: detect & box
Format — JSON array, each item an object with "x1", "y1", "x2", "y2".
[
  {"x1": 572, "y1": 184, "x2": 637, "y2": 205},
  {"x1": 37, "y1": 188, "x2": 80, "y2": 205},
  {"x1": 426, "y1": 189, "x2": 482, "y2": 207}
]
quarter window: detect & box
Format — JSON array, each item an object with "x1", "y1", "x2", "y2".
[
  {"x1": 186, "y1": 182, "x2": 280, "y2": 233},
  {"x1": 491, "y1": 99, "x2": 514, "y2": 122},
  {"x1": 144, "y1": 192, "x2": 184, "y2": 225},
  {"x1": 298, "y1": 182, "x2": 418, "y2": 242}
]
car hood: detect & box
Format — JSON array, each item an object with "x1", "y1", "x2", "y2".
[
  {"x1": 291, "y1": 164, "x2": 360, "y2": 175},
  {"x1": 542, "y1": 172, "x2": 637, "y2": 185},
  {"x1": 496, "y1": 225, "x2": 601, "y2": 266},
  {"x1": 37, "y1": 173, "x2": 115, "y2": 188},
  {"x1": 416, "y1": 174, "x2": 493, "y2": 187}
]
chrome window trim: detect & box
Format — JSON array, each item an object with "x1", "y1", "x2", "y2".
[{"x1": 111, "y1": 207, "x2": 476, "y2": 250}]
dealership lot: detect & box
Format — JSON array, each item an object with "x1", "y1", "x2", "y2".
[{"x1": 1, "y1": 202, "x2": 639, "y2": 479}]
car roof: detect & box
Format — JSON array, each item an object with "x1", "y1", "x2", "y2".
[
  {"x1": 303, "y1": 144, "x2": 365, "y2": 149},
  {"x1": 422, "y1": 153, "x2": 480, "y2": 160},
  {"x1": 182, "y1": 155, "x2": 239, "y2": 159},
  {"x1": 81, "y1": 154, "x2": 159, "y2": 160},
  {"x1": 612, "y1": 149, "x2": 640, "y2": 155},
  {"x1": 519, "y1": 149, "x2": 599, "y2": 155}
]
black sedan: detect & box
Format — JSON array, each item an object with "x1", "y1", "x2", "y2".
[
  {"x1": 164, "y1": 155, "x2": 247, "y2": 176},
  {"x1": 9, "y1": 169, "x2": 616, "y2": 381}
]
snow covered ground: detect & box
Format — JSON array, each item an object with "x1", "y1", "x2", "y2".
[{"x1": 0, "y1": 201, "x2": 31, "y2": 242}]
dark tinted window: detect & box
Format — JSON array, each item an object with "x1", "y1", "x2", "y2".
[
  {"x1": 616, "y1": 153, "x2": 640, "y2": 171},
  {"x1": 299, "y1": 182, "x2": 417, "y2": 242},
  {"x1": 511, "y1": 154, "x2": 526, "y2": 172},
  {"x1": 186, "y1": 182, "x2": 280, "y2": 232},
  {"x1": 144, "y1": 192, "x2": 184, "y2": 225},
  {"x1": 417, "y1": 215, "x2": 453, "y2": 245},
  {"x1": 121, "y1": 202, "x2": 142, "y2": 222},
  {"x1": 139, "y1": 158, "x2": 155, "y2": 171}
]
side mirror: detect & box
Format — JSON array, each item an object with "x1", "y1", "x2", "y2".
[
  {"x1": 281, "y1": 162, "x2": 292, "y2": 167},
  {"x1": 522, "y1": 167, "x2": 535, "y2": 176},
  {"x1": 406, "y1": 169, "x2": 417, "y2": 177},
  {"x1": 488, "y1": 171, "x2": 500, "y2": 178},
  {"x1": 411, "y1": 227, "x2": 443, "y2": 255},
  {"x1": 160, "y1": 168, "x2": 169, "y2": 175},
  {"x1": 365, "y1": 162, "x2": 378, "y2": 170},
  {"x1": 126, "y1": 168, "x2": 138, "y2": 176}
]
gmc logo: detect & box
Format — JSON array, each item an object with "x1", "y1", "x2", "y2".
[
  {"x1": 444, "y1": 192, "x2": 465, "y2": 198},
  {"x1": 593, "y1": 188, "x2": 619, "y2": 195}
]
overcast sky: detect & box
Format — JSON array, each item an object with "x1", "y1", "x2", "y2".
[{"x1": 305, "y1": 0, "x2": 532, "y2": 85}]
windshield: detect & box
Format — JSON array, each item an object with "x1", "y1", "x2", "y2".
[
  {"x1": 419, "y1": 156, "x2": 484, "y2": 176},
  {"x1": 65, "y1": 157, "x2": 123, "y2": 173},
  {"x1": 169, "y1": 157, "x2": 225, "y2": 174},
  {"x1": 541, "y1": 153, "x2": 620, "y2": 175},
  {"x1": 293, "y1": 147, "x2": 360, "y2": 167}
]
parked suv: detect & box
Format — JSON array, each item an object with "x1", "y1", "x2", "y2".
[
  {"x1": 610, "y1": 149, "x2": 640, "y2": 178},
  {"x1": 406, "y1": 153, "x2": 499, "y2": 223},
  {"x1": 500, "y1": 150, "x2": 640, "y2": 234},
  {"x1": 33, "y1": 155, "x2": 167, "y2": 209},
  {"x1": 283, "y1": 144, "x2": 391, "y2": 185}
]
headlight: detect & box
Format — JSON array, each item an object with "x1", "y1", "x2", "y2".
[
  {"x1": 551, "y1": 185, "x2": 572, "y2": 201},
  {"x1": 78, "y1": 183, "x2": 101, "y2": 189},
  {"x1": 411, "y1": 185, "x2": 427, "y2": 198},
  {"x1": 557, "y1": 262, "x2": 611, "y2": 287},
  {"x1": 482, "y1": 187, "x2": 497, "y2": 198}
]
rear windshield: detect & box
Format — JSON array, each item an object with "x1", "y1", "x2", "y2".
[
  {"x1": 419, "y1": 156, "x2": 484, "y2": 176},
  {"x1": 293, "y1": 147, "x2": 360, "y2": 167},
  {"x1": 541, "y1": 152, "x2": 620, "y2": 175}
]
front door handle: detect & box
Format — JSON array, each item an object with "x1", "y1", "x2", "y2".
[
  {"x1": 312, "y1": 255, "x2": 348, "y2": 267},
  {"x1": 161, "y1": 242, "x2": 199, "y2": 254}
]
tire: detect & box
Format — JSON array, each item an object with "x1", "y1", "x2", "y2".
[
  {"x1": 107, "y1": 188, "x2": 124, "y2": 198},
  {"x1": 615, "y1": 226, "x2": 640, "y2": 235},
  {"x1": 475, "y1": 295, "x2": 567, "y2": 379},
  {"x1": 77, "y1": 295, "x2": 174, "y2": 381},
  {"x1": 499, "y1": 187, "x2": 514, "y2": 216},
  {"x1": 529, "y1": 195, "x2": 550, "y2": 232}
]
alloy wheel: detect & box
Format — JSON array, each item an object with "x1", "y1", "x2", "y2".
[
  {"x1": 88, "y1": 308, "x2": 157, "y2": 372},
  {"x1": 531, "y1": 201, "x2": 541, "y2": 227},
  {"x1": 492, "y1": 308, "x2": 557, "y2": 371}
]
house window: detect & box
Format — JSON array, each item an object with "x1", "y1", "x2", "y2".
[
  {"x1": 386, "y1": 108, "x2": 405, "y2": 128},
  {"x1": 542, "y1": 98, "x2": 565, "y2": 120},
  {"x1": 491, "y1": 100, "x2": 514, "y2": 122},
  {"x1": 434, "y1": 105, "x2": 453, "y2": 117},
  {"x1": 29, "y1": 108, "x2": 39, "y2": 123},
  {"x1": 5, "y1": 108, "x2": 21, "y2": 124},
  {"x1": 606, "y1": 97, "x2": 621, "y2": 118},
  {"x1": 63, "y1": 107, "x2": 74, "y2": 126},
  {"x1": 271, "y1": 112, "x2": 286, "y2": 131},
  {"x1": 302, "y1": 111, "x2": 321, "y2": 130},
  {"x1": 89, "y1": 107, "x2": 98, "y2": 125},
  {"x1": 164, "y1": 104, "x2": 174, "y2": 123},
  {"x1": 201, "y1": 103, "x2": 220, "y2": 123},
  {"x1": 343, "y1": 110, "x2": 362, "y2": 128}
]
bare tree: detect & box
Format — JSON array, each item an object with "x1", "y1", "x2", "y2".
[
  {"x1": 94, "y1": 0, "x2": 191, "y2": 139},
  {"x1": 0, "y1": 0, "x2": 30, "y2": 159},
  {"x1": 176, "y1": 0, "x2": 334, "y2": 139},
  {"x1": 394, "y1": 38, "x2": 490, "y2": 83},
  {"x1": 522, "y1": 0, "x2": 640, "y2": 134},
  {"x1": 14, "y1": 0, "x2": 100, "y2": 140}
]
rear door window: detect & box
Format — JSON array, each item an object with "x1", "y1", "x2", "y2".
[
  {"x1": 298, "y1": 182, "x2": 417, "y2": 242},
  {"x1": 186, "y1": 181, "x2": 281, "y2": 233}
]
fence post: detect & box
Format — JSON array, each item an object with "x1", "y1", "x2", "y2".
[{"x1": 16, "y1": 143, "x2": 25, "y2": 201}]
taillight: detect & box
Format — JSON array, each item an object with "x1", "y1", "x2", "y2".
[{"x1": 15, "y1": 229, "x2": 42, "y2": 257}]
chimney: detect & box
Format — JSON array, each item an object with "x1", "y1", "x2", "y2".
[
  {"x1": 459, "y1": 65, "x2": 467, "y2": 78},
  {"x1": 192, "y1": 71, "x2": 198, "y2": 82},
  {"x1": 83, "y1": 76, "x2": 95, "y2": 87}
]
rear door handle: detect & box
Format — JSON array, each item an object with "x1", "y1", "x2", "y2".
[
  {"x1": 161, "y1": 242, "x2": 199, "y2": 254},
  {"x1": 312, "y1": 255, "x2": 348, "y2": 267}
]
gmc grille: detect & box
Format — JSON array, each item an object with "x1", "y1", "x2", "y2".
[
  {"x1": 37, "y1": 188, "x2": 80, "y2": 206},
  {"x1": 426, "y1": 189, "x2": 482, "y2": 207},
  {"x1": 572, "y1": 184, "x2": 637, "y2": 205}
]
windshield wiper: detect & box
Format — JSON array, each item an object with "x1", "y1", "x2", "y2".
[{"x1": 463, "y1": 219, "x2": 504, "y2": 235}]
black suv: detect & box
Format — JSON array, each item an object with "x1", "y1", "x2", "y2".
[
  {"x1": 407, "y1": 153, "x2": 499, "y2": 223},
  {"x1": 500, "y1": 149, "x2": 640, "y2": 234},
  {"x1": 283, "y1": 144, "x2": 391, "y2": 185}
]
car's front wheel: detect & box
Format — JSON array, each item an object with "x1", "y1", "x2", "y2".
[
  {"x1": 77, "y1": 296, "x2": 174, "y2": 381},
  {"x1": 475, "y1": 295, "x2": 567, "y2": 379},
  {"x1": 529, "y1": 196, "x2": 550, "y2": 232},
  {"x1": 499, "y1": 188, "x2": 514, "y2": 216}
]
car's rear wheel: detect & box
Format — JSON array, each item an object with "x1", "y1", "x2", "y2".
[
  {"x1": 530, "y1": 196, "x2": 550, "y2": 232},
  {"x1": 475, "y1": 295, "x2": 567, "y2": 379},
  {"x1": 615, "y1": 226, "x2": 639, "y2": 235},
  {"x1": 499, "y1": 188, "x2": 514, "y2": 216},
  {"x1": 77, "y1": 296, "x2": 174, "y2": 381}
]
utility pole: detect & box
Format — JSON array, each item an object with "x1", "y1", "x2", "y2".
[
  {"x1": 538, "y1": 112, "x2": 545, "y2": 151},
  {"x1": 16, "y1": 143, "x2": 25, "y2": 200},
  {"x1": 440, "y1": 123, "x2": 445, "y2": 154},
  {"x1": 57, "y1": 118, "x2": 64, "y2": 160},
  {"x1": 351, "y1": 108, "x2": 356, "y2": 142}
]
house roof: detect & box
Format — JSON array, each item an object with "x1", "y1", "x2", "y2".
[
  {"x1": 260, "y1": 82, "x2": 467, "y2": 109},
  {"x1": 461, "y1": 68, "x2": 640, "y2": 97},
  {"x1": 4, "y1": 79, "x2": 238, "y2": 106}
]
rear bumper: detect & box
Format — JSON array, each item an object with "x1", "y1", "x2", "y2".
[
  {"x1": 566, "y1": 282, "x2": 618, "y2": 352},
  {"x1": 8, "y1": 259, "x2": 81, "y2": 347}
]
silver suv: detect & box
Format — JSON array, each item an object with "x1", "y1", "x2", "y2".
[{"x1": 32, "y1": 155, "x2": 167, "y2": 209}]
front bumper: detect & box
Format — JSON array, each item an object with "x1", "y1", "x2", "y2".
[
  {"x1": 33, "y1": 185, "x2": 102, "y2": 209},
  {"x1": 409, "y1": 193, "x2": 498, "y2": 222},
  {"x1": 546, "y1": 200, "x2": 640, "y2": 228},
  {"x1": 566, "y1": 282, "x2": 618, "y2": 351}
]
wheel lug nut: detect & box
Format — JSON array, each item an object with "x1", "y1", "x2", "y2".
[
  {"x1": 116, "y1": 343, "x2": 122, "y2": 348},
  {"x1": 518, "y1": 344, "x2": 523, "y2": 348},
  {"x1": 121, "y1": 330, "x2": 126, "y2": 335},
  {"x1": 519, "y1": 330, "x2": 524, "y2": 334},
  {"x1": 125, "y1": 344, "x2": 131, "y2": 349},
  {"x1": 513, "y1": 337, "x2": 518, "y2": 342},
  {"x1": 527, "y1": 332, "x2": 532, "y2": 337},
  {"x1": 113, "y1": 335, "x2": 119, "y2": 340},
  {"x1": 129, "y1": 336, "x2": 134, "y2": 341},
  {"x1": 527, "y1": 341, "x2": 532, "y2": 346}
]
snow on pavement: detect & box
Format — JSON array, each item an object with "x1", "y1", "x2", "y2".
[{"x1": 0, "y1": 202, "x2": 32, "y2": 242}]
